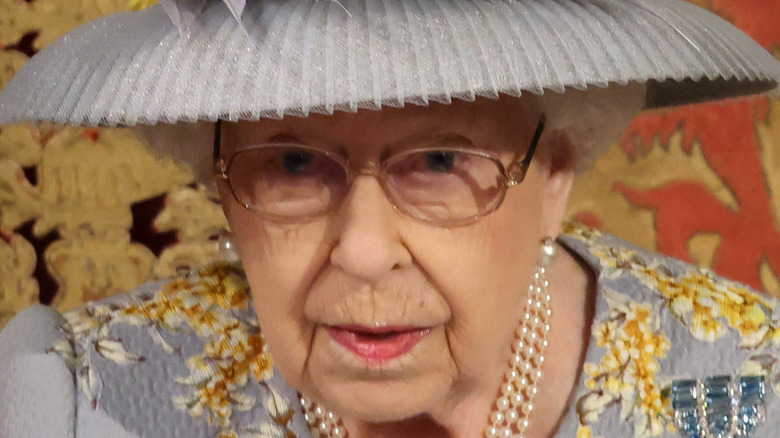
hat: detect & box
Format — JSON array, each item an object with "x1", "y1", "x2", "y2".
[{"x1": 0, "y1": 0, "x2": 778, "y2": 127}]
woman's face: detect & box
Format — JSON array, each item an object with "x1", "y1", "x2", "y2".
[{"x1": 217, "y1": 98, "x2": 575, "y2": 424}]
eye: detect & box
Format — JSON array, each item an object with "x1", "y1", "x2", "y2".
[
  {"x1": 424, "y1": 151, "x2": 457, "y2": 172},
  {"x1": 281, "y1": 151, "x2": 315, "y2": 175}
]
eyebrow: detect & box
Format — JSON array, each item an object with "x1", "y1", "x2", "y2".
[
  {"x1": 428, "y1": 134, "x2": 477, "y2": 147},
  {"x1": 213, "y1": 122, "x2": 309, "y2": 158},
  {"x1": 266, "y1": 133, "x2": 303, "y2": 143}
]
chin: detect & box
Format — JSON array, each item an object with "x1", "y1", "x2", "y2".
[{"x1": 313, "y1": 375, "x2": 453, "y2": 423}]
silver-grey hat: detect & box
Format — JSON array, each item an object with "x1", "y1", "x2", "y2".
[{"x1": 0, "y1": 0, "x2": 779, "y2": 127}]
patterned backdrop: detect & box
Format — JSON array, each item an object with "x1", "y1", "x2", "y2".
[{"x1": 0, "y1": 0, "x2": 779, "y2": 329}]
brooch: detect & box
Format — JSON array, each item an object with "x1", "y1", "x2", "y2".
[{"x1": 672, "y1": 375, "x2": 766, "y2": 437}]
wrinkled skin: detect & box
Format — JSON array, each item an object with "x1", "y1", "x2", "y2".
[{"x1": 217, "y1": 98, "x2": 595, "y2": 438}]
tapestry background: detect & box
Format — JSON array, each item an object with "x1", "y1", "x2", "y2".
[{"x1": 0, "y1": 0, "x2": 779, "y2": 329}]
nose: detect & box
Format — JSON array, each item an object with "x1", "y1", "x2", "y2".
[{"x1": 330, "y1": 175, "x2": 413, "y2": 282}]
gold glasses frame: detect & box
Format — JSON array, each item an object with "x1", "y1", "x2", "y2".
[{"x1": 213, "y1": 117, "x2": 546, "y2": 226}]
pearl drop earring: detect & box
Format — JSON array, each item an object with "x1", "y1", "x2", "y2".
[
  {"x1": 218, "y1": 230, "x2": 240, "y2": 262},
  {"x1": 539, "y1": 236, "x2": 557, "y2": 267}
]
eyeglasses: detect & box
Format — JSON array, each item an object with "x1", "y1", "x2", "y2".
[{"x1": 214, "y1": 118, "x2": 545, "y2": 226}]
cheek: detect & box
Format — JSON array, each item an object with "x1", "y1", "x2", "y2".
[{"x1": 418, "y1": 188, "x2": 544, "y2": 377}]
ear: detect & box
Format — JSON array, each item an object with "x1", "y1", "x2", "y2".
[{"x1": 539, "y1": 131, "x2": 577, "y2": 238}]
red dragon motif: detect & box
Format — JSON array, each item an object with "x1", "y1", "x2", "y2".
[{"x1": 607, "y1": 0, "x2": 780, "y2": 293}]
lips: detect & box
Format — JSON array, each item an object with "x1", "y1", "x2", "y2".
[{"x1": 327, "y1": 325, "x2": 432, "y2": 363}]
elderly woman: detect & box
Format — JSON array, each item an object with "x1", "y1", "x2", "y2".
[{"x1": 1, "y1": 0, "x2": 780, "y2": 437}]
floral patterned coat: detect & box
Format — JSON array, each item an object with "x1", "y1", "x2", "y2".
[{"x1": 1, "y1": 223, "x2": 778, "y2": 438}]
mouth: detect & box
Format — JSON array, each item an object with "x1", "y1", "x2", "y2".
[{"x1": 326, "y1": 325, "x2": 432, "y2": 364}]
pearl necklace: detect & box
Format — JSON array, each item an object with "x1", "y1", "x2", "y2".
[
  {"x1": 300, "y1": 395, "x2": 348, "y2": 438},
  {"x1": 300, "y1": 243, "x2": 554, "y2": 438},
  {"x1": 485, "y1": 265, "x2": 551, "y2": 438}
]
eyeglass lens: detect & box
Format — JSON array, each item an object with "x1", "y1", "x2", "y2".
[{"x1": 229, "y1": 146, "x2": 350, "y2": 218}]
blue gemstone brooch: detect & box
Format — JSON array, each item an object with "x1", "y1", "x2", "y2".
[{"x1": 672, "y1": 375, "x2": 766, "y2": 438}]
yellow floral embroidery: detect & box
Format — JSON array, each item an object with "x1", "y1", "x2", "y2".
[
  {"x1": 579, "y1": 290, "x2": 673, "y2": 437},
  {"x1": 121, "y1": 263, "x2": 254, "y2": 333},
  {"x1": 582, "y1": 236, "x2": 778, "y2": 348},
  {"x1": 658, "y1": 271, "x2": 774, "y2": 346},
  {"x1": 174, "y1": 323, "x2": 274, "y2": 427},
  {"x1": 60, "y1": 262, "x2": 285, "y2": 435},
  {"x1": 564, "y1": 223, "x2": 779, "y2": 348}
]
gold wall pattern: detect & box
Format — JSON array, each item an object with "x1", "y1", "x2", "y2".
[{"x1": 0, "y1": 0, "x2": 779, "y2": 330}]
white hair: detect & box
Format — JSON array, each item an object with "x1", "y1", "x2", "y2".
[
  {"x1": 535, "y1": 81, "x2": 646, "y2": 171},
  {"x1": 133, "y1": 122, "x2": 216, "y2": 191},
  {"x1": 136, "y1": 81, "x2": 646, "y2": 190}
]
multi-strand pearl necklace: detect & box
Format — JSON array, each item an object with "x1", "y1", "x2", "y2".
[
  {"x1": 300, "y1": 240, "x2": 554, "y2": 438},
  {"x1": 484, "y1": 265, "x2": 552, "y2": 437},
  {"x1": 300, "y1": 395, "x2": 348, "y2": 438}
]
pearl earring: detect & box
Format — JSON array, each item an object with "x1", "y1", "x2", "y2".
[
  {"x1": 218, "y1": 230, "x2": 240, "y2": 262},
  {"x1": 539, "y1": 236, "x2": 557, "y2": 268}
]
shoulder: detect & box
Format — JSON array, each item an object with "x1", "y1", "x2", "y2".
[
  {"x1": 559, "y1": 223, "x2": 780, "y2": 438},
  {"x1": 2, "y1": 263, "x2": 310, "y2": 438},
  {"x1": 559, "y1": 222, "x2": 779, "y2": 352},
  {"x1": 0, "y1": 304, "x2": 70, "y2": 357},
  {"x1": 60, "y1": 262, "x2": 309, "y2": 438},
  {"x1": 0, "y1": 305, "x2": 76, "y2": 438}
]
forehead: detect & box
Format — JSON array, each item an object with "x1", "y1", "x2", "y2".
[{"x1": 223, "y1": 97, "x2": 541, "y2": 153}]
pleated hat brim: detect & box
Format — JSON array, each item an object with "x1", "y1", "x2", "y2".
[{"x1": 1, "y1": 0, "x2": 779, "y2": 127}]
